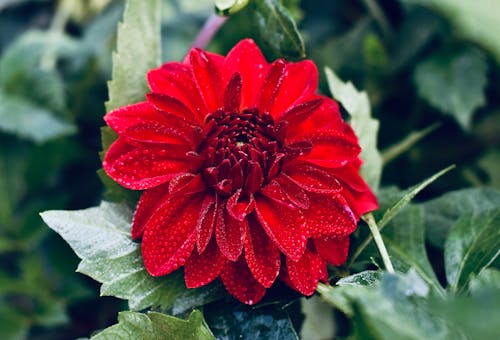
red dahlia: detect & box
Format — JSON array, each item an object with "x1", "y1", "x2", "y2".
[{"x1": 103, "y1": 39, "x2": 378, "y2": 304}]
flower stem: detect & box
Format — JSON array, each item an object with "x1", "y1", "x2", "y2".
[
  {"x1": 362, "y1": 213, "x2": 394, "y2": 273},
  {"x1": 193, "y1": 13, "x2": 228, "y2": 49}
]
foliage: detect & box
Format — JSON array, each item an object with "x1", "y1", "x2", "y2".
[{"x1": 0, "y1": 0, "x2": 499, "y2": 338}]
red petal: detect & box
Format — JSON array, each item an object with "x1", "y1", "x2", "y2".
[
  {"x1": 141, "y1": 194, "x2": 204, "y2": 276},
  {"x1": 189, "y1": 48, "x2": 223, "y2": 113},
  {"x1": 223, "y1": 39, "x2": 268, "y2": 109},
  {"x1": 260, "y1": 179, "x2": 309, "y2": 210},
  {"x1": 185, "y1": 237, "x2": 226, "y2": 288},
  {"x1": 123, "y1": 121, "x2": 192, "y2": 146},
  {"x1": 196, "y1": 194, "x2": 217, "y2": 253},
  {"x1": 146, "y1": 93, "x2": 199, "y2": 124},
  {"x1": 270, "y1": 60, "x2": 318, "y2": 118},
  {"x1": 298, "y1": 129, "x2": 361, "y2": 168},
  {"x1": 147, "y1": 62, "x2": 207, "y2": 118},
  {"x1": 286, "y1": 96, "x2": 343, "y2": 139},
  {"x1": 132, "y1": 183, "x2": 170, "y2": 240},
  {"x1": 314, "y1": 236, "x2": 350, "y2": 266},
  {"x1": 278, "y1": 98, "x2": 323, "y2": 127},
  {"x1": 216, "y1": 205, "x2": 244, "y2": 261},
  {"x1": 244, "y1": 217, "x2": 280, "y2": 288},
  {"x1": 283, "y1": 162, "x2": 342, "y2": 194},
  {"x1": 286, "y1": 249, "x2": 328, "y2": 295},
  {"x1": 223, "y1": 73, "x2": 242, "y2": 113},
  {"x1": 257, "y1": 59, "x2": 286, "y2": 114},
  {"x1": 304, "y1": 192, "x2": 357, "y2": 238},
  {"x1": 103, "y1": 140, "x2": 200, "y2": 190},
  {"x1": 254, "y1": 196, "x2": 307, "y2": 261},
  {"x1": 104, "y1": 102, "x2": 170, "y2": 136},
  {"x1": 220, "y1": 258, "x2": 267, "y2": 305},
  {"x1": 226, "y1": 190, "x2": 255, "y2": 221}
]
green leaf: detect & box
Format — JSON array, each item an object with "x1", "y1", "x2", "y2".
[
  {"x1": 350, "y1": 166, "x2": 454, "y2": 265},
  {"x1": 92, "y1": 310, "x2": 214, "y2": 340},
  {"x1": 421, "y1": 188, "x2": 500, "y2": 248},
  {"x1": 468, "y1": 268, "x2": 500, "y2": 295},
  {"x1": 378, "y1": 165, "x2": 454, "y2": 229},
  {"x1": 383, "y1": 205, "x2": 444, "y2": 295},
  {"x1": 0, "y1": 30, "x2": 82, "y2": 114},
  {"x1": 105, "y1": 0, "x2": 161, "y2": 113},
  {"x1": 337, "y1": 270, "x2": 381, "y2": 287},
  {"x1": 319, "y1": 270, "x2": 453, "y2": 339},
  {"x1": 478, "y1": 150, "x2": 500, "y2": 189},
  {"x1": 300, "y1": 296, "x2": 335, "y2": 340},
  {"x1": 444, "y1": 208, "x2": 500, "y2": 293},
  {"x1": 251, "y1": 0, "x2": 305, "y2": 59},
  {"x1": 325, "y1": 67, "x2": 382, "y2": 191},
  {"x1": 0, "y1": 304, "x2": 29, "y2": 340},
  {"x1": 401, "y1": 0, "x2": 500, "y2": 63},
  {"x1": 40, "y1": 202, "x2": 222, "y2": 311},
  {"x1": 205, "y1": 302, "x2": 299, "y2": 340},
  {"x1": 0, "y1": 90, "x2": 76, "y2": 143},
  {"x1": 382, "y1": 123, "x2": 440, "y2": 165},
  {"x1": 414, "y1": 46, "x2": 488, "y2": 129}
]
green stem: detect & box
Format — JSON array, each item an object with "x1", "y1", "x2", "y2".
[{"x1": 362, "y1": 213, "x2": 394, "y2": 273}]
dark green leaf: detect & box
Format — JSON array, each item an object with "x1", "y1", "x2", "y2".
[
  {"x1": 40, "y1": 202, "x2": 222, "y2": 311},
  {"x1": 383, "y1": 206, "x2": 444, "y2": 295},
  {"x1": 444, "y1": 208, "x2": 500, "y2": 293},
  {"x1": 422, "y1": 188, "x2": 500, "y2": 248},
  {"x1": 325, "y1": 67, "x2": 382, "y2": 191},
  {"x1": 105, "y1": 0, "x2": 161, "y2": 113},
  {"x1": 401, "y1": 0, "x2": 500, "y2": 63},
  {"x1": 414, "y1": 46, "x2": 488, "y2": 129},
  {"x1": 92, "y1": 310, "x2": 214, "y2": 340},
  {"x1": 205, "y1": 302, "x2": 299, "y2": 340},
  {"x1": 0, "y1": 90, "x2": 76, "y2": 143},
  {"x1": 0, "y1": 304, "x2": 28, "y2": 340},
  {"x1": 251, "y1": 0, "x2": 305, "y2": 59}
]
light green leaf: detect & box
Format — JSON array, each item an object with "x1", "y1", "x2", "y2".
[
  {"x1": 251, "y1": 0, "x2": 305, "y2": 59},
  {"x1": 92, "y1": 310, "x2": 214, "y2": 340},
  {"x1": 105, "y1": 0, "x2": 161, "y2": 113},
  {"x1": 300, "y1": 296, "x2": 334, "y2": 340},
  {"x1": 40, "y1": 202, "x2": 221, "y2": 311},
  {"x1": 401, "y1": 0, "x2": 500, "y2": 63},
  {"x1": 0, "y1": 90, "x2": 75, "y2": 143},
  {"x1": 337, "y1": 270, "x2": 381, "y2": 287},
  {"x1": 215, "y1": 0, "x2": 249, "y2": 15},
  {"x1": 0, "y1": 30, "x2": 82, "y2": 114},
  {"x1": 318, "y1": 270, "x2": 453, "y2": 339},
  {"x1": 469, "y1": 268, "x2": 500, "y2": 295},
  {"x1": 325, "y1": 67, "x2": 382, "y2": 191},
  {"x1": 444, "y1": 208, "x2": 500, "y2": 293},
  {"x1": 414, "y1": 46, "x2": 488, "y2": 129}
]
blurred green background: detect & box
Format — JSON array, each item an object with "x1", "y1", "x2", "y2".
[{"x1": 0, "y1": 0, "x2": 498, "y2": 338}]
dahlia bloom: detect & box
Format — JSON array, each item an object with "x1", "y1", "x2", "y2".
[{"x1": 103, "y1": 39, "x2": 377, "y2": 304}]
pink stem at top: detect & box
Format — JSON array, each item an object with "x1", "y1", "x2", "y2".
[{"x1": 193, "y1": 13, "x2": 228, "y2": 49}]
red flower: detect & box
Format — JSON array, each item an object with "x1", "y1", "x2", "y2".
[{"x1": 103, "y1": 39, "x2": 378, "y2": 304}]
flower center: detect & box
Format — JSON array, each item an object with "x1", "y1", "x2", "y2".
[{"x1": 198, "y1": 108, "x2": 286, "y2": 196}]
